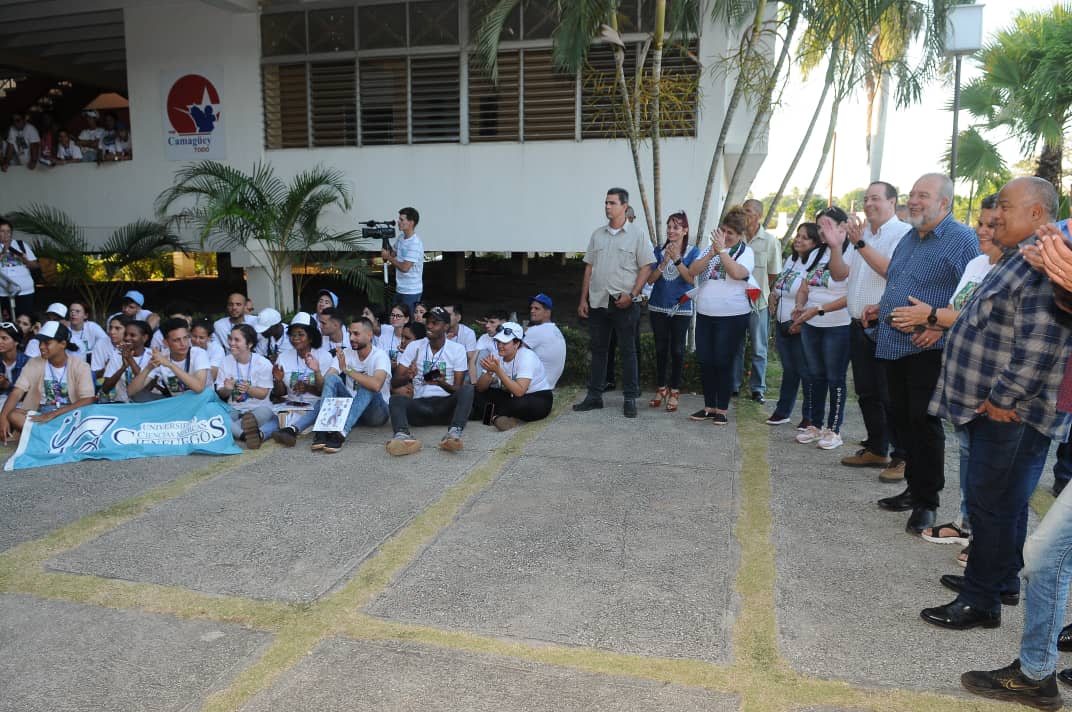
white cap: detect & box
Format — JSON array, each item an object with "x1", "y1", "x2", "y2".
[
  {"x1": 289, "y1": 311, "x2": 313, "y2": 327},
  {"x1": 492, "y1": 321, "x2": 525, "y2": 343},
  {"x1": 36, "y1": 320, "x2": 68, "y2": 341},
  {"x1": 253, "y1": 308, "x2": 282, "y2": 334},
  {"x1": 45, "y1": 302, "x2": 68, "y2": 319}
]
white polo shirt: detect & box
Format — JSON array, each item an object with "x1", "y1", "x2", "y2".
[{"x1": 845, "y1": 216, "x2": 911, "y2": 319}]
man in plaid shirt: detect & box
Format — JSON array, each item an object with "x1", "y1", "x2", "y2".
[{"x1": 921, "y1": 177, "x2": 1072, "y2": 632}]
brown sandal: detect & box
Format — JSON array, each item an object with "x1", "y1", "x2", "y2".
[
  {"x1": 665, "y1": 389, "x2": 680, "y2": 412},
  {"x1": 649, "y1": 386, "x2": 668, "y2": 408}
]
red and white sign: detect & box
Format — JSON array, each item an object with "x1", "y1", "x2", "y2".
[{"x1": 161, "y1": 68, "x2": 226, "y2": 161}]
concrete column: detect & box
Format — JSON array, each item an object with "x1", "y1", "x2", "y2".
[
  {"x1": 511, "y1": 251, "x2": 529, "y2": 276},
  {"x1": 244, "y1": 264, "x2": 293, "y2": 313},
  {"x1": 449, "y1": 251, "x2": 466, "y2": 292}
]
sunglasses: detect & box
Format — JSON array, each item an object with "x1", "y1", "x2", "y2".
[
  {"x1": 496, "y1": 325, "x2": 520, "y2": 338},
  {"x1": 0, "y1": 322, "x2": 15, "y2": 330}
]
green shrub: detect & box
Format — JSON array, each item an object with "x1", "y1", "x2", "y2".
[{"x1": 558, "y1": 324, "x2": 704, "y2": 392}]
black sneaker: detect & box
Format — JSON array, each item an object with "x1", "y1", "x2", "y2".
[
  {"x1": 572, "y1": 397, "x2": 604, "y2": 412},
  {"x1": 766, "y1": 412, "x2": 791, "y2": 425},
  {"x1": 271, "y1": 426, "x2": 298, "y2": 447},
  {"x1": 712, "y1": 413, "x2": 729, "y2": 426},
  {"x1": 751, "y1": 391, "x2": 765, "y2": 404},
  {"x1": 962, "y1": 659, "x2": 1063, "y2": 710},
  {"x1": 311, "y1": 431, "x2": 327, "y2": 451},
  {"x1": 689, "y1": 409, "x2": 715, "y2": 421},
  {"x1": 795, "y1": 418, "x2": 813, "y2": 431},
  {"x1": 321, "y1": 432, "x2": 345, "y2": 454}
]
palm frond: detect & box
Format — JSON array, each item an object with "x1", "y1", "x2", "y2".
[
  {"x1": 8, "y1": 204, "x2": 88, "y2": 255},
  {"x1": 475, "y1": 0, "x2": 523, "y2": 85},
  {"x1": 552, "y1": 0, "x2": 617, "y2": 74}
]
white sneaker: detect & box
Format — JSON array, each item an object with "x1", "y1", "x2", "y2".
[
  {"x1": 795, "y1": 425, "x2": 822, "y2": 444},
  {"x1": 817, "y1": 429, "x2": 843, "y2": 450}
]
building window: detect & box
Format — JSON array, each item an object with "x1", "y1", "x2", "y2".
[{"x1": 260, "y1": 0, "x2": 697, "y2": 149}]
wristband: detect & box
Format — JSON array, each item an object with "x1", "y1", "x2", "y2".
[{"x1": 674, "y1": 259, "x2": 683, "y2": 266}]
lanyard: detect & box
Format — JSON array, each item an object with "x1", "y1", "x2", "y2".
[
  {"x1": 46, "y1": 361, "x2": 67, "y2": 388},
  {"x1": 125, "y1": 351, "x2": 150, "y2": 385},
  {"x1": 425, "y1": 343, "x2": 445, "y2": 372}
]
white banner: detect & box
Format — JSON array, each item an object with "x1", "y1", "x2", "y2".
[{"x1": 162, "y1": 68, "x2": 226, "y2": 161}]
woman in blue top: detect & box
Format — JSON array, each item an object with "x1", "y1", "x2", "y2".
[{"x1": 646, "y1": 210, "x2": 699, "y2": 413}]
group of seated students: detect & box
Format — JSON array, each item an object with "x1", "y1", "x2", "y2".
[
  {"x1": 1, "y1": 110, "x2": 132, "y2": 172},
  {"x1": 0, "y1": 288, "x2": 568, "y2": 457}
]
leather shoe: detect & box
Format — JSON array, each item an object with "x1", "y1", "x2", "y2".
[
  {"x1": 1058, "y1": 668, "x2": 1072, "y2": 687},
  {"x1": 572, "y1": 397, "x2": 604, "y2": 412},
  {"x1": 877, "y1": 488, "x2": 914, "y2": 512},
  {"x1": 1058, "y1": 623, "x2": 1072, "y2": 652},
  {"x1": 623, "y1": 399, "x2": 637, "y2": 418},
  {"x1": 940, "y1": 574, "x2": 1019, "y2": 606},
  {"x1": 906, "y1": 506, "x2": 936, "y2": 534},
  {"x1": 921, "y1": 599, "x2": 1000, "y2": 630}
]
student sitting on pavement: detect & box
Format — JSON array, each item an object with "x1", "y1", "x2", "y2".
[
  {"x1": 0, "y1": 322, "x2": 95, "y2": 443},
  {"x1": 0, "y1": 321, "x2": 30, "y2": 409},
  {"x1": 263, "y1": 312, "x2": 332, "y2": 447},
  {"x1": 472, "y1": 321, "x2": 554, "y2": 431},
  {"x1": 99, "y1": 319, "x2": 153, "y2": 403},
  {"x1": 215, "y1": 324, "x2": 276, "y2": 450},
  {"x1": 126, "y1": 318, "x2": 211, "y2": 400},
  {"x1": 390, "y1": 321, "x2": 425, "y2": 397},
  {"x1": 386, "y1": 307, "x2": 473, "y2": 456}
]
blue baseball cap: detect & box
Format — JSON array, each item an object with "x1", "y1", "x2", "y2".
[
  {"x1": 317, "y1": 289, "x2": 339, "y2": 308},
  {"x1": 529, "y1": 293, "x2": 553, "y2": 310},
  {"x1": 122, "y1": 290, "x2": 145, "y2": 306}
]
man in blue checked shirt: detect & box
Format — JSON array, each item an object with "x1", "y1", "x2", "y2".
[
  {"x1": 919, "y1": 177, "x2": 1072, "y2": 636},
  {"x1": 872, "y1": 173, "x2": 979, "y2": 534}
]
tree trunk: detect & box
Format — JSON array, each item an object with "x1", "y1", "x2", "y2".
[
  {"x1": 724, "y1": 3, "x2": 800, "y2": 210},
  {"x1": 696, "y1": 0, "x2": 768, "y2": 238},
  {"x1": 763, "y1": 43, "x2": 838, "y2": 232},
  {"x1": 868, "y1": 71, "x2": 890, "y2": 182},
  {"x1": 651, "y1": 0, "x2": 665, "y2": 245},
  {"x1": 785, "y1": 81, "x2": 844, "y2": 241},
  {"x1": 1036, "y1": 141, "x2": 1063, "y2": 188}
]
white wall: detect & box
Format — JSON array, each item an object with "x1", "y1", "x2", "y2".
[{"x1": 0, "y1": 0, "x2": 767, "y2": 255}]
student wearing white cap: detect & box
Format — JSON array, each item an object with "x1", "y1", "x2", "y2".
[
  {"x1": 472, "y1": 322, "x2": 553, "y2": 430},
  {"x1": 24, "y1": 303, "x2": 86, "y2": 360},
  {"x1": 0, "y1": 322, "x2": 95, "y2": 442},
  {"x1": 252, "y1": 307, "x2": 289, "y2": 361}
]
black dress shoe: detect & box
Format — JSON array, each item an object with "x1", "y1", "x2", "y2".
[
  {"x1": 921, "y1": 599, "x2": 1001, "y2": 630},
  {"x1": 877, "y1": 488, "x2": 914, "y2": 512},
  {"x1": 1058, "y1": 624, "x2": 1072, "y2": 652},
  {"x1": 572, "y1": 397, "x2": 604, "y2": 412},
  {"x1": 906, "y1": 506, "x2": 936, "y2": 534},
  {"x1": 940, "y1": 574, "x2": 1020, "y2": 606},
  {"x1": 602, "y1": 382, "x2": 616, "y2": 393},
  {"x1": 623, "y1": 399, "x2": 637, "y2": 418},
  {"x1": 1058, "y1": 668, "x2": 1072, "y2": 687}
]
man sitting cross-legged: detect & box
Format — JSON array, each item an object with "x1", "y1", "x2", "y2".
[{"x1": 386, "y1": 306, "x2": 474, "y2": 456}]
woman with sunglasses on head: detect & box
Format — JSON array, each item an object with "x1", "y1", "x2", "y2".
[
  {"x1": 473, "y1": 321, "x2": 553, "y2": 430},
  {"x1": 66, "y1": 300, "x2": 107, "y2": 363},
  {"x1": 685, "y1": 206, "x2": 756, "y2": 425},
  {"x1": 646, "y1": 210, "x2": 699, "y2": 413},
  {"x1": 376, "y1": 303, "x2": 410, "y2": 363},
  {"x1": 792, "y1": 207, "x2": 851, "y2": 451},
  {"x1": 0, "y1": 321, "x2": 29, "y2": 409},
  {"x1": 100, "y1": 319, "x2": 153, "y2": 403},
  {"x1": 216, "y1": 323, "x2": 276, "y2": 449}
]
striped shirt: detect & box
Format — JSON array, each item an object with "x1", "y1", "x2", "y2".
[
  {"x1": 876, "y1": 213, "x2": 979, "y2": 361},
  {"x1": 929, "y1": 239, "x2": 1072, "y2": 440}
]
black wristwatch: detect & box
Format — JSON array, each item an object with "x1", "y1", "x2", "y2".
[
  {"x1": 673, "y1": 258, "x2": 682, "y2": 266},
  {"x1": 927, "y1": 306, "x2": 938, "y2": 325},
  {"x1": 817, "y1": 308, "x2": 826, "y2": 316},
  {"x1": 855, "y1": 239, "x2": 866, "y2": 250}
]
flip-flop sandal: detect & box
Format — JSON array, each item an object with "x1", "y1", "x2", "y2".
[{"x1": 920, "y1": 522, "x2": 970, "y2": 546}]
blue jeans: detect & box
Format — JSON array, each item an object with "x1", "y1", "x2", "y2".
[
  {"x1": 959, "y1": 417, "x2": 1052, "y2": 613},
  {"x1": 733, "y1": 307, "x2": 770, "y2": 395},
  {"x1": 955, "y1": 424, "x2": 971, "y2": 530},
  {"x1": 799, "y1": 323, "x2": 850, "y2": 432},
  {"x1": 228, "y1": 405, "x2": 278, "y2": 439},
  {"x1": 1019, "y1": 483, "x2": 1072, "y2": 680},
  {"x1": 395, "y1": 291, "x2": 422, "y2": 312},
  {"x1": 773, "y1": 322, "x2": 812, "y2": 421},
  {"x1": 302, "y1": 373, "x2": 389, "y2": 436},
  {"x1": 696, "y1": 313, "x2": 750, "y2": 411}
]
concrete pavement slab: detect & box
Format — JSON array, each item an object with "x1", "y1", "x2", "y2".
[
  {"x1": 0, "y1": 592, "x2": 270, "y2": 712},
  {"x1": 368, "y1": 453, "x2": 739, "y2": 662},
  {"x1": 770, "y1": 409, "x2": 1049, "y2": 695},
  {"x1": 0, "y1": 455, "x2": 221, "y2": 552},
  {"x1": 239, "y1": 638, "x2": 740, "y2": 711},
  {"x1": 47, "y1": 430, "x2": 496, "y2": 602}
]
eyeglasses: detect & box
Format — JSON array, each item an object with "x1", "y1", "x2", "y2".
[
  {"x1": 496, "y1": 325, "x2": 520, "y2": 338},
  {"x1": 390, "y1": 313, "x2": 405, "y2": 319}
]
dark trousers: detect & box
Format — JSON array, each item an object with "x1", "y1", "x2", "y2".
[
  {"x1": 588, "y1": 304, "x2": 640, "y2": 400},
  {"x1": 959, "y1": 417, "x2": 1052, "y2": 613},
  {"x1": 773, "y1": 322, "x2": 813, "y2": 421},
  {"x1": 472, "y1": 388, "x2": 554, "y2": 422},
  {"x1": 605, "y1": 312, "x2": 642, "y2": 388},
  {"x1": 649, "y1": 311, "x2": 690, "y2": 389},
  {"x1": 1054, "y1": 439, "x2": 1072, "y2": 487},
  {"x1": 389, "y1": 384, "x2": 475, "y2": 433},
  {"x1": 884, "y1": 350, "x2": 945, "y2": 508},
  {"x1": 850, "y1": 321, "x2": 899, "y2": 457},
  {"x1": 696, "y1": 313, "x2": 750, "y2": 410},
  {"x1": 11, "y1": 293, "x2": 33, "y2": 320}
]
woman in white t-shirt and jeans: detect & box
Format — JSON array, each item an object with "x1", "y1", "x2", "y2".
[
  {"x1": 684, "y1": 206, "x2": 755, "y2": 426},
  {"x1": 793, "y1": 208, "x2": 852, "y2": 450},
  {"x1": 473, "y1": 321, "x2": 553, "y2": 431},
  {"x1": 215, "y1": 324, "x2": 276, "y2": 449}
]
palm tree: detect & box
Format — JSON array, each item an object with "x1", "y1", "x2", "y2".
[
  {"x1": 944, "y1": 127, "x2": 1009, "y2": 222},
  {"x1": 9, "y1": 205, "x2": 186, "y2": 321},
  {"x1": 156, "y1": 161, "x2": 382, "y2": 311}
]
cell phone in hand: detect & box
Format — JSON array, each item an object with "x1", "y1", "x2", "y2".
[
  {"x1": 482, "y1": 403, "x2": 496, "y2": 426},
  {"x1": 424, "y1": 368, "x2": 442, "y2": 381}
]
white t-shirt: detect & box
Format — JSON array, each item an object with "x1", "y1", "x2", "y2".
[
  {"x1": 142, "y1": 346, "x2": 211, "y2": 395},
  {"x1": 0, "y1": 241, "x2": 36, "y2": 296},
  {"x1": 522, "y1": 322, "x2": 566, "y2": 389},
  {"x1": 694, "y1": 244, "x2": 756, "y2": 317},
  {"x1": 486, "y1": 346, "x2": 551, "y2": 394},
  {"x1": 255, "y1": 329, "x2": 290, "y2": 359},
  {"x1": 215, "y1": 353, "x2": 273, "y2": 411},
  {"x1": 68, "y1": 321, "x2": 108, "y2": 357},
  {"x1": 397, "y1": 337, "x2": 468, "y2": 398},
  {"x1": 771, "y1": 257, "x2": 811, "y2": 324},
  {"x1": 103, "y1": 348, "x2": 153, "y2": 403},
  {"x1": 213, "y1": 314, "x2": 258, "y2": 354},
  {"x1": 91, "y1": 340, "x2": 119, "y2": 373},
  {"x1": 332, "y1": 345, "x2": 392, "y2": 401},
  {"x1": 803, "y1": 250, "x2": 850, "y2": 328},
  {"x1": 449, "y1": 323, "x2": 478, "y2": 353},
  {"x1": 101, "y1": 137, "x2": 131, "y2": 156},
  {"x1": 56, "y1": 142, "x2": 83, "y2": 161},
  {"x1": 78, "y1": 127, "x2": 104, "y2": 146},
  {"x1": 275, "y1": 347, "x2": 332, "y2": 404},
  {"x1": 202, "y1": 339, "x2": 225, "y2": 370},
  {"x1": 374, "y1": 329, "x2": 404, "y2": 362},
  {"x1": 394, "y1": 233, "x2": 424, "y2": 295},
  {"x1": 845, "y1": 216, "x2": 911, "y2": 318},
  {"x1": 950, "y1": 254, "x2": 995, "y2": 311},
  {"x1": 6, "y1": 123, "x2": 40, "y2": 164}
]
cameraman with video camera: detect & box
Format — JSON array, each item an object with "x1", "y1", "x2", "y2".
[{"x1": 380, "y1": 207, "x2": 424, "y2": 312}]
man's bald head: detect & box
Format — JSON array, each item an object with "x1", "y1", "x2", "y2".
[{"x1": 994, "y1": 177, "x2": 1059, "y2": 247}]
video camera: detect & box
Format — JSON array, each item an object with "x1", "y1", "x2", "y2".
[{"x1": 362, "y1": 220, "x2": 397, "y2": 252}]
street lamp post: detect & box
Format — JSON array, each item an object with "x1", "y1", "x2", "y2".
[{"x1": 945, "y1": 4, "x2": 985, "y2": 184}]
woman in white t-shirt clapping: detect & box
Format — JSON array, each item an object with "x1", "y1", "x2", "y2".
[
  {"x1": 216, "y1": 324, "x2": 276, "y2": 449},
  {"x1": 792, "y1": 208, "x2": 852, "y2": 450},
  {"x1": 376, "y1": 303, "x2": 409, "y2": 363},
  {"x1": 473, "y1": 322, "x2": 553, "y2": 431},
  {"x1": 684, "y1": 206, "x2": 755, "y2": 426}
]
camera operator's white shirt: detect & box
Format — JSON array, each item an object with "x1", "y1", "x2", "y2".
[
  {"x1": 397, "y1": 337, "x2": 466, "y2": 399},
  {"x1": 394, "y1": 233, "x2": 424, "y2": 295}
]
